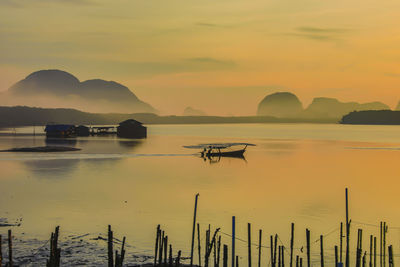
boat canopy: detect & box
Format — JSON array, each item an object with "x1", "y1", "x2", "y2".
[{"x1": 183, "y1": 143, "x2": 256, "y2": 149}]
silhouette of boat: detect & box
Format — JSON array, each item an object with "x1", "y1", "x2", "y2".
[{"x1": 184, "y1": 143, "x2": 255, "y2": 158}]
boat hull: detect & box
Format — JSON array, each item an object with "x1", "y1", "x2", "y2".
[{"x1": 202, "y1": 149, "x2": 245, "y2": 158}]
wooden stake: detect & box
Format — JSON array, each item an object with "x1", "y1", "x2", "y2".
[
  {"x1": 236, "y1": 256, "x2": 239, "y2": 267},
  {"x1": 0, "y1": 234, "x2": 2, "y2": 267},
  {"x1": 320, "y1": 235, "x2": 324, "y2": 267},
  {"x1": 258, "y1": 230, "x2": 262, "y2": 267},
  {"x1": 159, "y1": 231, "x2": 165, "y2": 265},
  {"x1": 340, "y1": 222, "x2": 343, "y2": 263},
  {"x1": 335, "y1": 245, "x2": 339, "y2": 267},
  {"x1": 248, "y1": 223, "x2": 252, "y2": 267},
  {"x1": 176, "y1": 250, "x2": 181, "y2": 267},
  {"x1": 164, "y1": 236, "x2": 168, "y2": 265},
  {"x1": 296, "y1": 255, "x2": 299, "y2": 267},
  {"x1": 388, "y1": 245, "x2": 393, "y2": 267},
  {"x1": 169, "y1": 244, "x2": 173, "y2": 267},
  {"x1": 270, "y1": 236, "x2": 274, "y2": 267},
  {"x1": 370, "y1": 235, "x2": 373, "y2": 267},
  {"x1": 345, "y1": 188, "x2": 350, "y2": 267},
  {"x1": 374, "y1": 237, "x2": 377, "y2": 267},
  {"x1": 217, "y1": 235, "x2": 221, "y2": 267},
  {"x1": 290, "y1": 223, "x2": 294, "y2": 267},
  {"x1": 155, "y1": 225, "x2": 160, "y2": 266},
  {"x1": 191, "y1": 193, "x2": 200, "y2": 267},
  {"x1": 232, "y1": 217, "x2": 236, "y2": 267},
  {"x1": 223, "y1": 245, "x2": 228, "y2": 267},
  {"x1": 8, "y1": 230, "x2": 12, "y2": 267},
  {"x1": 306, "y1": 229, "x2": 310, "y2": 267},
  {"x1": 198, "y1": 223, "x2": 202, "y2": 267},
  {"x1": 274, "y1": 235, "x2": 278, "y2": 267},
  {"x1": 380, "y1": 222, "x2": 383, "y2": 267},
  {"x1": 108, "y1": 225, "x2": 113, "y2": 267},
  {"x1": 383, "y1": 223, "x2": 387, "y2": 267}
]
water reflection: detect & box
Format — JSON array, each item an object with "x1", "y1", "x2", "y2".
[
  {"x1": 45, "y1": 138, "x2": 77, "y2": 147},
  {"x1": 23, "y1": 159, "x2": 80, "y2": 178}
]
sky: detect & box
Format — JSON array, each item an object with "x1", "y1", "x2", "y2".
[{"x1": 1, "y1": 0, "x2": 400, "y2": 115}]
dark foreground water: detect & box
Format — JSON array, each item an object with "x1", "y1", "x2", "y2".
[{"x1": 1, "y1": 124, "x2": 400, "y2": 266}]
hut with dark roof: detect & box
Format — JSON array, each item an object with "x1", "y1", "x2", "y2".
[
  {"x1": 45, "y1": 124, "x2": 76, "y2": 138},
  {"x1": 117, "y1": 119, "x2": 147, "y2": 139}
]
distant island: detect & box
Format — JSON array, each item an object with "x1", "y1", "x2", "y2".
[
  {"x1": 340, "y1": 110, "x2": 400, "y2": 125},
  {"x1": 257, "y1": 92, "x2": 390, "y2": 120},
  {"x1": 1, "y1": 69, "x2": 155, "y2": 114}
]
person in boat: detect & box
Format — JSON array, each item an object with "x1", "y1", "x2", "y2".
[{"x1": 201, "y1": 148, "x2": 206, "y2": 157}]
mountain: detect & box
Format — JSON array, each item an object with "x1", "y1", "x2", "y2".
[
  {"x1": 257, "y1": 92, "x2": 303, "y2": 117},
  {"x1": 303, "y1": 97, "x2": 390, "y2": 119},
  {"x1": 5, "y1": 69, "x2": 155, "y2": 114},
  {"x1": 183, "y1": 107, "x2": 207, "y2": 116}
]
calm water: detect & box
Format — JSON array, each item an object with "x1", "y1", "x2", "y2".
[{"x1": 1, "y1": 123, "x2": 400, "y2": 266}]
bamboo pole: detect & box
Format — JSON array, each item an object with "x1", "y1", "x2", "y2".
[
  {"x1": 232, "y1": 217, "x2": 236, "y2": 267},
  {"x1": 335, "y1": 245, "x2": 338, "y2": 267},
  {"x1": 198, "y1": 223, "x2": 202, "y2": 267},
  {"x1": 155, "y1": 225, "x2": 160, "y2": 266},
  {"x1": 217, "y1": 236, "x2": 221, "y2": 267},
  {"x1": 290, "y1": 223, "x2": 294, "y2": 267},
  {"x1": 159, "y1": 231, "x2": 165, "y2": 265},
  {"x1": 169, "y1": 245, "x2": 173, "y2": 267},
  {"x1": 0, "y1": 234, "x2": 2, "y2": 267},
  {"x1": 165, "y1": 236, "x2": 168, "y2": 265},
  {"x1": 306, "y1": 229, "x2": 310, "y2": 267},
  {"x1": 176, "y1": 250, "x2": 181, "y2": 267},
  {"x1": 388, "y1": 245, "x2": 393, "y2": 267},
  {"x1": 340, "y1": 222, "x2": 343, "y2": 263},
  {"x1": 383, "y1": 223, "x2": 387, "y2": 267},
  {"x1": 380, "y1": 222, "x2": 383, "y2": 267},
  {"x1": 224, "y1": 245, "x2": 228, "y2": 267},
  {"x1": 258, "y1": 230, "x2": 262, "y2": 267},
  {"x1": 248, "y1": 223, "x2": 252, "y2": 267},
  {"x1": 270, "y1": 236, "x2": 274, "y2": 267},
  {"x1": 274, "y1": 235, "x2": 278, "y2": 267},
  {"x1": 320, "y1": 235, "x2": 324, "y2": 267},
  {"x1": 374, "y1": 237, "x2": 377, "y2": 267},
  {"x1": 8, "y1": 230, "x2": 12, "y2": 267},
  {"x1": 191, "y1": 194, "x2": 200, "y2": 267},
  {"x1": 108, "y1": 225, "x2": 113, "y2": 267},
  {"x1": 345, "y1": 188, "x2": 350, "y2": 267},
  {"x1": 370, "y1": 235, "x2": 373, "y2": 267}
]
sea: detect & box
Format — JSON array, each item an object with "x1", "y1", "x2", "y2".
[{"x1": 0, "y1": 123, "x2": 400, "y2": 266}]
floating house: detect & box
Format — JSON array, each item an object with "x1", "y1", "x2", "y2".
[
  {"x1": 117, "y1": 119, "x2": 147, "y2": 139},
  {"x1": 76, "y1": 125, "x2": 90, "y2": 136},
  {"x1": 45, "y1": 124, "x2": 76, "y2": 138}
]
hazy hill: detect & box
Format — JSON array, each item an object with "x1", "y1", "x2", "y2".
[
  {"x1": 303, "y1": 97, "x2": 390, "y2": 119},
  {"x1": 4, "y1": 70, "x2": 155, "y2": 114},
  {"x1": 257, "y1": 92, "x2": 303, "y2": 117},
  {"x1": 257, "y1": 92, "x2": 390, "y2": 120},
  {"x1": 183, "y1": 107, "x2": 207, "y2": 116},
  {"x1": 340, "y1": 110, "x2": 400, "y2": 125},
  {"x1": 0, "y1": 106, "x2": 336, "y2": 127}
]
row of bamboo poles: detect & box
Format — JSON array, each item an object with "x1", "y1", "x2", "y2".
[
  {"x1": 0, "y1": 225, "x2": 125, "y2": 267},
  {"x1": 0, "y1": 188, "x2": 397, "y2": 266}
]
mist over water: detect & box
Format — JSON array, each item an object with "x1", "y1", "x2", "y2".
[{"x1": 1, "y1": 123, "x2": 400, "y2": 265}]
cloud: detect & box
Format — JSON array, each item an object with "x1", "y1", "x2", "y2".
[
  {"x1": 186, "y1": 57, "x2": 236, "y2": 67},
  {"x1": 286, "y1": 26, "x2": 352, "y2": 42},
  {"x1": 195, "y1": 22, "x2": 219, "y2": 27},
  {"x1": 0, "y1": 0, "x2": 96, "y2": 8}
]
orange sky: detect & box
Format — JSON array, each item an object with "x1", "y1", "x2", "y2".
[{"x1": 1, "y1": 0, "x2": 400, "y2": 115}]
